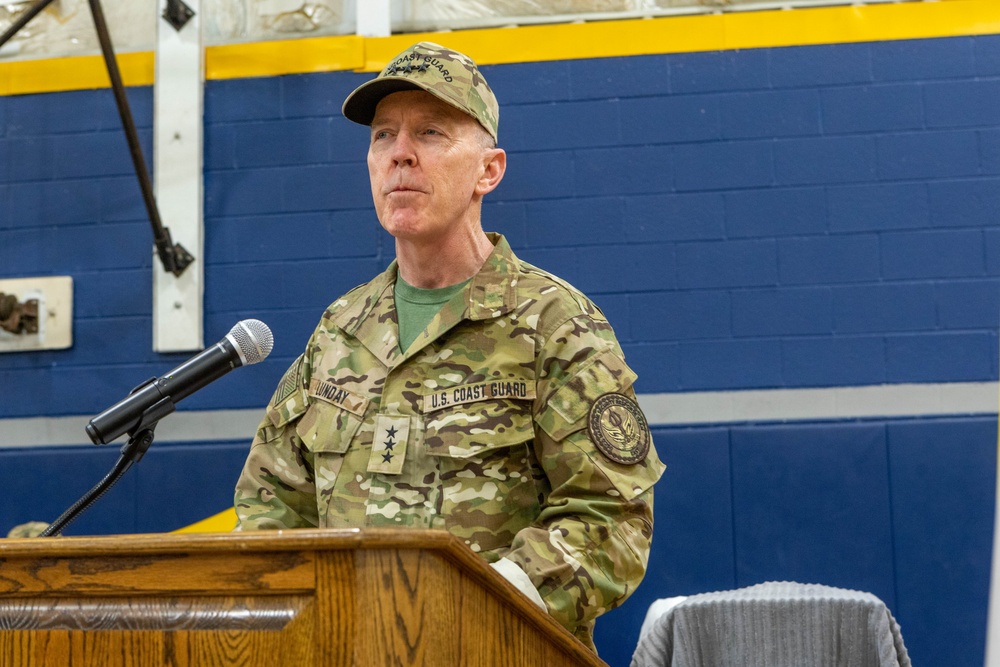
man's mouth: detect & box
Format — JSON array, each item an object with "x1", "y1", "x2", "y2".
[{"x1": 388, "y1": 186, "x2": 422, "y2": 194}]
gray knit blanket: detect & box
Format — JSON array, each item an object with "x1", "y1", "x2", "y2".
[{"x1": 630, "y1": 581, "x2": 911, "y2": 667}]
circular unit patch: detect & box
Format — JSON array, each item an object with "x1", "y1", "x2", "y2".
[{"x1": 587, "y1": 393, "x2": 651, "y2": 465}]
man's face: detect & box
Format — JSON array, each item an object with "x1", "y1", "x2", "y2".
[{"x1": 367, "y1": 90, "x2": 495, "y2": 244}]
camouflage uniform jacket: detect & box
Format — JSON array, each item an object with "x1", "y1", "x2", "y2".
[{"x1": 234, "y1": 233, "x2": 665, "y2": 649}]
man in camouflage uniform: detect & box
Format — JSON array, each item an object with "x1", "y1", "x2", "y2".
[{"x1": 234, "y1": 42, "x2": 665, "y2": 651}]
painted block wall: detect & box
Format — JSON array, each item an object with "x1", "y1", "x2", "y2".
[
  {"x1": 1, "y1": 33, "x2": 999, "y2": 667},
  {"x1": 593, "y1": 416, "x2": 997, "y2": 667}
]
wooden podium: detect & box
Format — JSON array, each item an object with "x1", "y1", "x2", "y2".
[{"x1": 0, "y1": 528, "x2": 608, "y2": 666}]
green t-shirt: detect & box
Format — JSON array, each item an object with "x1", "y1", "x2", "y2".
[{"x1": 394, "y1": 275, "x2": 470, "y2": 352}]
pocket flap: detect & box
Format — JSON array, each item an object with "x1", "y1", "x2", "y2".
[
  {"x1": 296, "y1": 399, "x2": 363, "y2": 454},
  {"x1": 540, "y1": 350, "x2": 639, "y2": 442},
  {"x1": 308, "y1": 378, "x2": 370, "y2": 416},
  {"x1": 424, "y1": 398, "x2": 534, "y2": 459}
]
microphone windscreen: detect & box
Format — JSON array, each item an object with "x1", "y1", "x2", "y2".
[{"x1": 228, "y1": 319, "x2": 273, "y2": 365}]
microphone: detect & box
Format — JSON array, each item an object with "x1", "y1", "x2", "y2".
[{"x1": 85, "y1": 319, "x2": 274, "y2": 445}]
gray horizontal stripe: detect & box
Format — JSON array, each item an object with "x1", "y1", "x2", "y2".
[
  {"x1": 0, "y1": 382, "x2": 996, "y2": 449},
  {"x1": 0, "y1": 409, "x2": 262, "y2": 449},
  {"x1": 638, "y1": 381, "x2": 999, "y2": 427}
]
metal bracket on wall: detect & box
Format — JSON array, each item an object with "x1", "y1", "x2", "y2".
[
  {"x1": 162, "y1": 0, "x2": 195, "y2": 31},
  {"x1": 0, "y1": 277, "x2": 73, "y2": 353},
  {"x1": 0, "y1": 293, "x2": 39, "y2": 335}
]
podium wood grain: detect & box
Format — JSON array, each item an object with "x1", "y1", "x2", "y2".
[{"x1": 0, "y1": 529, "x2": 607, "y2": 666}]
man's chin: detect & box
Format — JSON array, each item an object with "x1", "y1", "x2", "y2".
[
  {"x1": 379, "y1": 209, "x2": 432, "y2": 233},
  {"x1": 382, "y1": 220, "x2": 427, "y2": 241}
]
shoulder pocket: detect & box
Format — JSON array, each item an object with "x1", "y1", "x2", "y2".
[{"x1": 539, "y1": 349, "x2": 638, "y2": 442}]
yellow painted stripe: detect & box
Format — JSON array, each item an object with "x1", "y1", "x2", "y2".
[
  {"x1": 206, "y1": 34, "x2": 365, "y2": 80},
  {"x1": 222, "y1": 0, "x2": 1000, "y2": 77},
  {"x1": 1, "y1": 0, "x2": 998, "y2": 96},
  {"x1": 173, "y1": 507, "x2": 238, "y2": 534},
  {"x1": 0, "y1": 51, "x2": 153, "y2": 96},
  {"x1": 352, "y1": 14, "x2": 725, "y2": 73},
  {"x1": 722, "y1": 0, "x2": 1000, "y2": 49}
]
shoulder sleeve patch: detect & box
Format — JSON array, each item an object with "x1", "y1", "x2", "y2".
[
  {"x1": 266, "y1": 354, "x2": 308, "y2": 428},
  {"x1": 272, "y1": 354, "x2": 304, "y2": 406},
  {"x1": 588, "y1": 393, "x2": 651, "y2": 465}
]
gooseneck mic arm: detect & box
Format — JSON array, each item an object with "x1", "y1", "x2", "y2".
[
  {"x1": 39, "y1": 320, "x2": 273, "y2": 537},
  {"x1": 39, "y1": 417, "x2": 164, "y2": 538}
]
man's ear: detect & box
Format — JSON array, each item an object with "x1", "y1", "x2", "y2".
[{"x1": 475, "y1": 148, "x2": 506, "y2": 197}]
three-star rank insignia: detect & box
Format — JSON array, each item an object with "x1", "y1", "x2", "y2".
[
  {"x1": 588, "y1": 393, "x2": 651, "y2": 465},
  {"x1": 367, "y1": 414, "x2": 410, "y2": 475},
  {"x1": 385, "y1": 62, "x2": 429, "y2": 76}
]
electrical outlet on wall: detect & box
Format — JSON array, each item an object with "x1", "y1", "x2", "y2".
[{"x1": 0, "y1": 276, "x2": 73, "y2": 353}]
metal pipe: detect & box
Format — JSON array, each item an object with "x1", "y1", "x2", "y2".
[
  {"x1": 0, "y1": 0, "x2": 60, "y2": 50},
  {"x1": 87, "y1": 0, "x2": 190, "y2": 276}
]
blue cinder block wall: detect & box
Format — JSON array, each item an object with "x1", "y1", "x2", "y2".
[{"x1": 1, "y1": 31, "x2": 999, "y2": 667}]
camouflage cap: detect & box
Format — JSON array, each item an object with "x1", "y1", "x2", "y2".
[
  {"x1": 6, "y1": 521, "x2": 49, "y2": 538},
  {"x1": 342, "y1": 42, "x2": 499, "y2": 143}
]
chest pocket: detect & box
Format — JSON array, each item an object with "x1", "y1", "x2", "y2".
[
  {"x1": 423, "y1": 396, "x2": 535, "y2": 459},
  {"x1": 423, "y1": 395, "x2": 541, "y2": 557},
  {"x1": 296, "y1": 383, "x2": 369, "y2": 454}
]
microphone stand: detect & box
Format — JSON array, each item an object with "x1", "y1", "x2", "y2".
[{"x1": 39, "y1": 392, "x2": 175, "y2": 537}]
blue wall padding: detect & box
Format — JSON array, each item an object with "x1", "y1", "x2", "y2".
[
  {"x1": 731, "y1": 422, "x2": 896, "y2": 603},
  {"x1": 0, "y1": 441, "x2": 249, "y2": 536},
  {"x1": 594, "y1": 417, "x2": 996, "y2": 667},
  {"x1": 1, "y1": 33, "x2": 999, "y2": 667}
]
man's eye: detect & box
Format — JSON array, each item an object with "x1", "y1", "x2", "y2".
[{"x1": 373, "y1": 130, "x2": 389, "y2": 140}]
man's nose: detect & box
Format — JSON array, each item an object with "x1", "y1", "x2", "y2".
[{"x1": 390, "y1": 132, "x2": 417, "y2": 166}]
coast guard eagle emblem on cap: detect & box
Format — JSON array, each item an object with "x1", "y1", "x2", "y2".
[
  {"x1": 341, "y1": 41, "x2": 499, "y2": 142},
  {"x1": 588, "y1": 393, "x2": 651, "y2": 465}
]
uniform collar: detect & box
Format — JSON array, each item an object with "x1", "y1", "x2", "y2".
[
  {"x1": 466, "y1": 232, "x2": 519, "y2": 321},
  {"x1": 331, "y1": 233, "x2": 520, "y2": 366}
]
